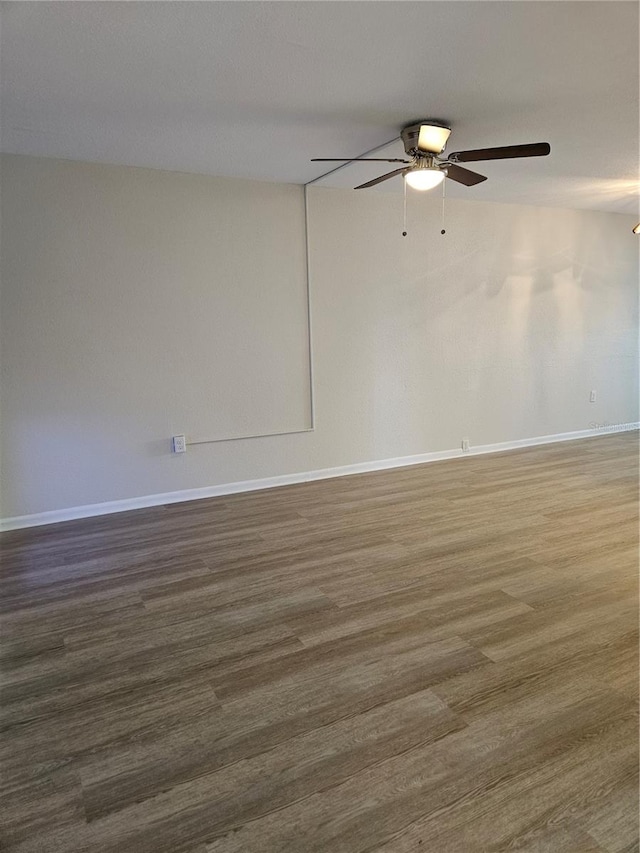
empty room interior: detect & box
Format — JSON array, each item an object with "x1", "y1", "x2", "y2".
[{"x1": 1, "y1": 2, "x2": 639, "y2": 851}]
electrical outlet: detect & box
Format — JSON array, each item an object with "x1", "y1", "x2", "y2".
[
  {"x1": 462, "y1": 438, "x2": 470, "y2": 452},
  {"x1": 172, "y1": 434, "x2": 187, "y2": 454},
  {"x1": 590, "y1": 390, "x2": 597, "y2": 403}
]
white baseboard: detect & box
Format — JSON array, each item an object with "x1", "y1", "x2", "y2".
[{"x1": 2, "y1": 423, "x2": 637, "y2": 532}]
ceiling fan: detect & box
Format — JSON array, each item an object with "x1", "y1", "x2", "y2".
[{"x1": 312, "y1": 120, "x2": 551, "y2": 191}]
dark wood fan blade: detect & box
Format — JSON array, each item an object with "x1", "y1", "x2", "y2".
[
  {"x1": 449, "y1": 143, "x2": 551, "y2": 163},
  {"x1": 311, "y1": 158, "x2": 410, "y2": 163},
  {"x1": 354, "y1": 168, "x2": 409, "y2": 190},
  {"x1": 445, "y1": 164, "x2": 487, "y2": 186}
]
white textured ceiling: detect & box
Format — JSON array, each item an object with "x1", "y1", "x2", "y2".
[{"x1": 1, "y1": 1, "x2": 638, "y2": 213}]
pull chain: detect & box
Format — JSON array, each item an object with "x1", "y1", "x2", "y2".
[
  {"x1": 402, "y1": 177, "x2": 408, "y2": 237},
  {"x1": 441, "y1": 176, "x2": 446, "y2": 235}
]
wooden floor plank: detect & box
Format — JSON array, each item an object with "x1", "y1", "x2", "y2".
[{"x1": 1, "y1": 431, "x2": 637, "y2": 852}]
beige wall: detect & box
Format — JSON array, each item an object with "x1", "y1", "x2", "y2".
[{"x1": 1, "y1": 154, "x2": 638, "y2": 519}]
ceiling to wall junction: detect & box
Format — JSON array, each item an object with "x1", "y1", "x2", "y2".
[{"x1": 1, "y1": 2, "x2": 638, "y2": 213}]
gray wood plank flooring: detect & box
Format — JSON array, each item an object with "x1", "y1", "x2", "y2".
[{"x1": 1, "y1": 432, "x2": 638, "y2": 852}]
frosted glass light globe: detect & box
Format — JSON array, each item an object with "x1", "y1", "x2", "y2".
[{"x1": 404, "y1": 168, "x2": 445, "y2": 191}]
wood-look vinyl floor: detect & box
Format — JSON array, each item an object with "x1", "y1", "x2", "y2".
[{"x1": 1, "y1": 432, "x2": 638, "y2": 852}]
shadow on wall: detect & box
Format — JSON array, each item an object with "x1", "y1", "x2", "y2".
[{"x1": 367, "y1": 201, "x2": 636, "y2": 452}]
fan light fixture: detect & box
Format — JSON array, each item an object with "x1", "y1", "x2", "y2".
[
  {"x1": 633, "y1": 223, "x2": 640, "y2": 234},
  {"x1": 405, "y1": 166, "x2": 445, "y2": 191},
  {"x1": 417, "y1": 124, "x2": 452, "y2": 155},
  {"x1": 311, "y1": 121, "x2": 551, "y2": 192}
]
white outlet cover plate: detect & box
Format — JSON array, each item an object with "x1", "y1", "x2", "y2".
[{"x1": 172, "y1": 435, "x2": 187, "y2": 453}]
